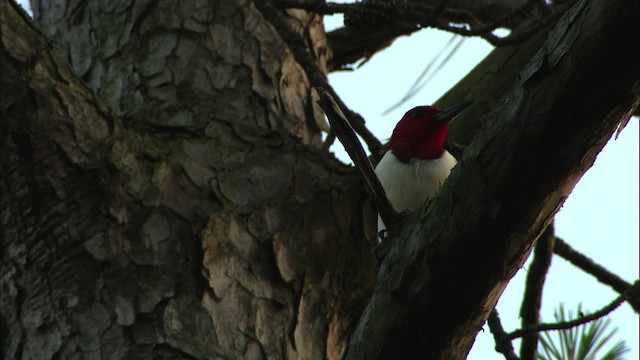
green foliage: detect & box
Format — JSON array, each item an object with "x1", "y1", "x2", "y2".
[{"x1": 538, "y1": 304, "x2": 630, "y2": 360}]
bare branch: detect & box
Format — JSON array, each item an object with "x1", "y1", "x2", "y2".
[
  {"x1": 487, "y1": 309, "x2": 521, "y2": 360},
  {"x1": 554, "y1": 237, "x2": 640, "y2": 312},
  {"x1": 519, "y1": 222, "x2": 555, "y2": 360},
  {"x1": 503, "y1": 284, "x2": 638, "y2": 343},
  {"x1": 321, "y1": 129, "x2": 336, "y2": 151},
  {"x1": 315, "y1": 88, "x2": 397, "y2": 229}
]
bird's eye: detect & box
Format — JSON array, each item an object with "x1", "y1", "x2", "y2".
[{"x1": 412, "y1": 109, "x2": 424, "y2": 118}]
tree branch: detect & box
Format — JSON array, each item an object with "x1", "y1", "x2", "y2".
[
  {"x1": 503, "y1": 285, "x2": 637, "y2": 343},
  {"x1": 327, "y1": 24, "x2": 420, "y2": 71},
  {"x1": 277, "y1": 0, "x2": 568, "y2": 69},
  {"x1": 275, "y1": 0, "x2": 548, "y2": 27},
  {"x1": 343, "y1": 0, "x2": 640, "y2": 357},
  {"x1": 519, "y1": 222, "x2": 555, "y2": 360},
  {"x1": 432, "y1": 4, "x2": 567, "y2": 47},
  {"x1": 315, "y1": 88, "x2": 397, "y2": 229},
  {"x1": 321, "y1": 129, "x2": 336, "y2": 151},
  {"x1": 487, "y1": 309, "x2": 521, "y2": 360},
  {"x1": 554, "y1": 237, "x2": 640, "y2": 312}
]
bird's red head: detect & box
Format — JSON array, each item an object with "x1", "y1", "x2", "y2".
[
  {"x1": 388, "y1": 106, "x2": 448, "y2": 162},
  {"x1": 388, "y1": 101, "x2": 472, "y2": 162}
]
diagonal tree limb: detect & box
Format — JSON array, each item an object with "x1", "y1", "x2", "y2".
[
  {"x1": 343, "y1": 0, "x2": 639, "y2": 357},
  {"x1": 519, "y1": 221, "x2": 556, "y2": 360},
  {"x1": 315, "y1": 88, "x2": 397, "y2": 229}
]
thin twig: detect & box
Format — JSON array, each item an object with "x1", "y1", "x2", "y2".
[
  {"x1": 315, "y1": 88, "x2": 397, "y2": 228},
  {"x1": 487, "y1": 309, "x2": 521, "y2": 360},
  {"x1": 503, "y1": 289, "x2": 633, "y2": 344},
  {"x1": 321, "y1": 129, "x2": 336, "y2": 151},
  {"x1": 519, "y1": 222, "x2": 555, "y2": 360},
  {"x1": 553, "y1": 237, "x2": 640, "y2": 312},
  {"x1": 255, "y1": 1, "x2": 384, "y2": 156}
]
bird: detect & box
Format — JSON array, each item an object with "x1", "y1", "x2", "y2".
[{"x1": 374, "y1": 101, "x2": 472, "y2": 241}]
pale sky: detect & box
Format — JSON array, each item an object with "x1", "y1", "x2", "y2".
[{"x1": 324, "y1": 13, "x2": 639, "y2": 360}]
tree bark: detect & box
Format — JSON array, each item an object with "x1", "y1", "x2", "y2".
[
  {"x1": 2, "y1": 1, "x2": 375, "y2": 359},
  {"x1": 2, "y1": 0, "x2": 638, "y2": 359}
]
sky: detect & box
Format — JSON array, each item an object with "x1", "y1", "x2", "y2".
[
  {"x1": 323, "y1": 14, "x2": 639, "y2": 360},
  {"x1": 15, "y1": 1, "x2": 638, "y2": 359}
]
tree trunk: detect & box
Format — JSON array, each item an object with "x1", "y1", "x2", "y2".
[
  {"x1": 2, "y1": 1, "x2": 376, "y2": 359},
  {"x1": 1, "y1": 0, "x2": 638, "y2": 359}
]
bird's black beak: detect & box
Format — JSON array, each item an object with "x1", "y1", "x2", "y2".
[{"x1": 434, "y1": 100, "x2": 473, "y2": 124}]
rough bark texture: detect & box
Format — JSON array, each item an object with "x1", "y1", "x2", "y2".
[
  {"x1": 439, "y1": 31, "x2": 549, "y2": 152},
  {"x1": 2, "y1": 1, "x2": 376, "y2": 359},
  {"x1": 2, "y1": 0, "x2": 638, "y2": 359},
  {"x1": 344, "y1": 0, "x2": 640, "y2": 358}
]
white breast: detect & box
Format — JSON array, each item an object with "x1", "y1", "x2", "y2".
[{"x1": 374, "y1": 150, "x2": 457, "y2": 237}]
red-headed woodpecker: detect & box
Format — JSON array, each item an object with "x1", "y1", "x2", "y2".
[{"x1": 374, "y1": 101, "x2": 472, "y2": 240}]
